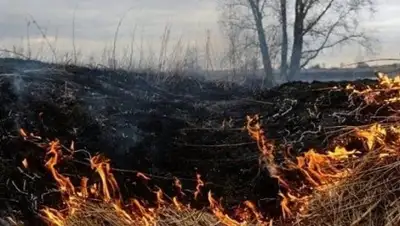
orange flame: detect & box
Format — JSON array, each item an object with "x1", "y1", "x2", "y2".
[
  {"x1": 78, "y1": 177, "x2": 89, "y2": 199},
  {"x1": 30, "y1": 79, "x2": 399, "y2": 226},
  {"x1": 89, "y1": 155, "x2": 120, "y2": 202},
  {"x1": 20, "y1": 128, "x2": 27, "y2": 138},
  {"x1": 45, "y1": 140, "x2": 75, "y2": 195},
  {"x1": 137, "y1": 172, "x2": 151, "y2": 181},
  {"x1": 154, "y1": 187, "x2": 165, "y2": 207},
  {"x1": 208, "y1": 191, "x2": 243, "y2": 226},
  {"x1": 355, "y1": 124, "x2": 386, "y2": 151},
  {"x1": 41, "y1": 207, "x2": 65, "y2": 226},
  {"x1": 22, "y1": 158, "x2": 28, "y2": 169},
  {"x1": 245, "y1": 114, "x2": 358, "y2": 218},
  {"x1": 194, "y1": 173, "x2": 204, "y2": 200}
]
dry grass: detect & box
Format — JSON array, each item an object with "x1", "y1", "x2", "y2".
[
  {"x1": 40, "y1": 150, "x2": 400, "y2": 226},
  {"x1": 63, "y1": 200, "x2": 220, "y2": 226},
  {"x1": 297, "y1": 151, "x2": 400, "y2": 226},
  {"x1": 156, "y1": 208, "x2": 220, "y2": 226}
]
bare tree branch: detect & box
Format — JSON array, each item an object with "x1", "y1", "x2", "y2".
[{"x1": 302, "y1": 0, "x2": 335, "y2": 36}]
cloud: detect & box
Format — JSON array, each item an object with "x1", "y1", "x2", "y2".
[{"x1": 2, "y1": 0, "x2": 219, "y2": 40}]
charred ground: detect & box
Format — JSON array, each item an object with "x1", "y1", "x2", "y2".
[{"x1": 0, "y1": 58, "x2": 383, "y2": 224}]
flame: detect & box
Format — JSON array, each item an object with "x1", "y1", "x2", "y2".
[
  {"x1": 172, "y1": 197, "x2": 184, "y2": 211},
  {"x1": 173, "y1": 176, "x2": 185, "y2": 197},
  {"x1": 131, "y1": 199, "x2": 156, "y2": 223},
  {"x1": 246, "y1": 115, "x2": 288, "y2": 190},
  {"x1": 137, "y1": 172, "x2": 151, "y2": 181},
  {"x1": 208, "y1": 191, "x2": 243, "y2": 226},
  {"x1": 41, "y1": 207, "x2": 65, "y2": 226},
  {"x1": 29, "y1": 130, "x2": 249, "y2": 225},
  {"x1": 243, "y1": 200, "x2": 263, "y2": 223},
  {"x1": 194, "y1": 173, "x2": 204, "y2": 200},
  {"x1": 112, "y1": 202, "x2": 135, "y2": 224},
  {"x1": 20, "y1": 128, "x2": 27, "y2": 138},
  {"x1": 346, "y1": 73, "x2": 400, "y2": 104},
  {"x1": 327, "y1": 146, "x2": 356, "y2": 160},
  {"x1": 78, "y1": 177, "x2": 89, "y2": 199},
  {"x1": 89, "y1": 155, "x2": 120, "y2": 202},
  {"x1": 245, "y1": 115, "x2": 360, "y2": 219},
  {"x1": 22, "y1": 158, "x2": 28, "y2": 168},
  {"x1": 23, "y1": 74, "x2": 400, "y2": 226},
  {"x1": 31, "y1": 109, "x2": 393, "y2": 226},
  {"x1": 355, "y1": 124, "x2": 386, "y2": 150},
  {"x1": 377, "y1": 73, "x2": 400, "y2": 88},
  {"x1": 68, "y1": 141, "x2": 75, "y2": 155},
  {"x1": 45, "y1": 140, "x2": 75, "y2": 195},
  {"x1": 154, "y1": 187, "x2": 165, "y2": 207}
]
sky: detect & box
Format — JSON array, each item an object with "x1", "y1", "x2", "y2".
[{"x1": 1, "y1": 0, "x2": 400, "y2": 68}]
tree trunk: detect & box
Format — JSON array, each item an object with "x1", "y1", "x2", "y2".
[
  {"x1": 288, "y1": 0, "x2": 304, "y2": 81},
  {"x1": 248, "y1": 0, "x2": 274, "y2": 87},
  {"x1": 279, "y1": 0, "x2": 288, "y2": 81}
]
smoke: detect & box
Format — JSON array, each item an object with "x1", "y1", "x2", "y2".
[{"x1": 11, "y1": 74, "x2": 24, "y2": 94}]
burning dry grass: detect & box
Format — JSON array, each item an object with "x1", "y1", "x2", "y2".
[
  {"x1": 9, "y1": 72, "x2": 400, "y2": 225},
  {"x1": 62, "y1": 200, "x2": 220, "y2": 226},
  {"x1": 41, "y1": 147, "x2": 400, "y2": 226},
  {"x1": 62, "y1": 201, "x2": 133, "y2": 226},
  {"x1": 299, "y1": 152, "x2": 400, "y2": 226}
]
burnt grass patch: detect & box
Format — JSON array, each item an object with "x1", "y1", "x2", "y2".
[{"x1": 0, "y1": 58, "x2": 385, "y2": 224}]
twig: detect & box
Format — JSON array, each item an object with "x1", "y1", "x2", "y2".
[
  {"x1": 0, "y1": 49, "x2": 30, "y2": 59},
  {"x1": 343, "y1": 58, "x2": 400, "y2": 68},
  {"x1": 28, "y1": 14, "x2": 58, "y2": 62},
  {"x1": 350, "y1": 199, "x2": 381, "y2": 226},
  {"x1": 175, "y1": 142, "x2": 255, "y2": 148}
]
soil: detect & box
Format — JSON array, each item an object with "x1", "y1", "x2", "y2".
[{"x1": 0, "y1": 58, "x2": 384, "y2": 224}]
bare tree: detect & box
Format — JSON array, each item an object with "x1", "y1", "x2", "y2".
[
  {"x1": 218, "y1": 2, "x2": 245, "y2": 75},
  {"x1": 183, "y1": 44, "x2": 201, "y2": 71},
  {"x1": 218, "y1": 0, "x2": 280, "y2": 87},
  {"x1": 287, "y1": 0, "x2": 375, "y2": 80},
  {"x1": 204, "y1": 29, "x2": 214, "y2": 71},
  {"x1": 279, "y1": 0, "x2": 288, "y2": 79},
  {"x1": 247, "y1": 0, "x2": 274, "y2": 87},
  {"x1": 218, "y1": 0, "x2": 376, "y2": 83}
]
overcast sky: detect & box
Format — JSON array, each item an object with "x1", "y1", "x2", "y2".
[{"x1": 1, "y1": 0, "x2": 400, "y2": 68}]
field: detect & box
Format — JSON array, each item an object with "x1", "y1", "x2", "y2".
[{"x1": 0, "y1": 57, "x2": 399, "y2": 226}]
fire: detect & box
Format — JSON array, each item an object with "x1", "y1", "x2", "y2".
[
  {"x1": 28, "y1": 112, "x2": 393, "y2": 226},
  {"x1": 346, "y1": 73, "x2": 400, "y2": 104},
  {"x1": 194, "y1": 173, "x2": 204, "y2": 200},
  {"x1": 41, "y1": 111, "x2": 371, "y2": 225},
  {"x1": 246, "y1": 115, "x2": 288, "y2": 190},
  {"x1": 78, "y1": 177, "x2": 89, "y2": 198},
  {"x1": 327, "y1": 146, "x2": 356, "y2": 160},
  {"x1": 22, "y1": 158, "x2": 28, "y2": 168},
  {"x1": 173, "y1": 176, "x2": 185, "y2": 197},
  {"x1": 242, "y1": 200, "x2": 263, "y2": 223},
  {"x1": 376, "y1": 72, "x2": 400, "y2": 88},
  {"x1": 45, "y1": 140, "x2": 75, "y2": 195},
  {"x1": 208, "y1": 191, "x2": 244, "y2": 226},
  {"x1": 137, "y1": 172, "x2": 151, "y2": 181},
  {"x1": 245, "y1": 114, "x2": 376, "y2": 219},
  {"x1": 18, "y1": 72, "x2": 400, "y2": 225},
  {"x1": 19, "y1": 128, "x2": 27, "y2": 138},
  {"x1": 355, "y1": 123, "x2": 386, "y2": 150},
  {"x1": 41, "y1": 207, "x2": 65, "y2": 226},
  {"x1": 23, "y1": 128, "x2": 251, "y2": 226},
  {"x1": 89, "y1": 154, "x2": 120, "y2": 202},
  {"x1": 172, "y1": 196, "x2": 184, "y2": 211},
  {"x1": 154, "y1": 187, "x2": 166, "y2": 207}
]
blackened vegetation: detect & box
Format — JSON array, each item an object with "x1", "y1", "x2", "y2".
[{"x1": 0, "y1": 58, "x2": 384, "y2": 224}]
